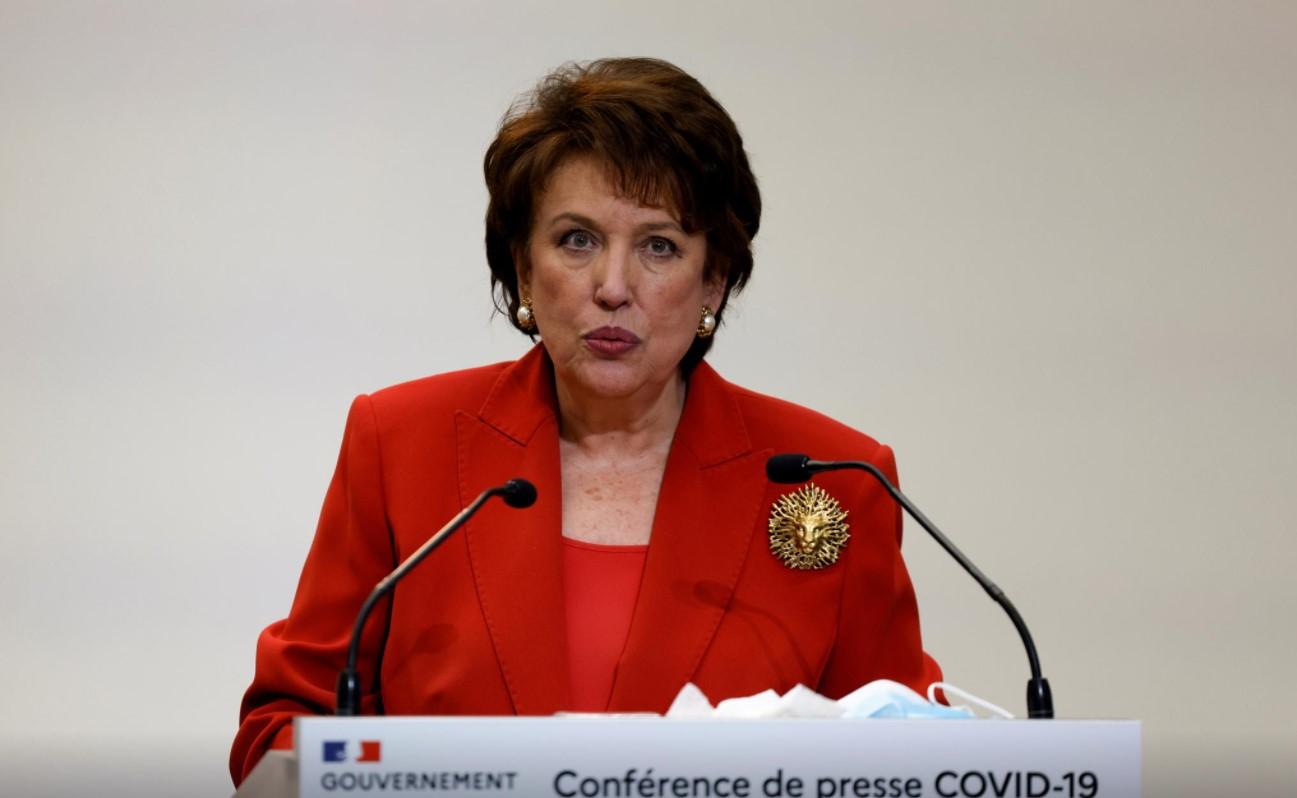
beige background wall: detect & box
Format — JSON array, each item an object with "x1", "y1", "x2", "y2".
[{"x1": 2, "y1": 2, "x2": 1293, "y2": 795}]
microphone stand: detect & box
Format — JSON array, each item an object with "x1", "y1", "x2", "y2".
[
  {"x1": 771, "y1": 455, "x2": 1053, "y2": 719},
  {"x1": 335, "y1": 480, "x2": 535, "y2": 716}
]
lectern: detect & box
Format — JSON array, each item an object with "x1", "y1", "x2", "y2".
[{"x1": 234, "y1": 716, "x2": 1141, "y2": 797}]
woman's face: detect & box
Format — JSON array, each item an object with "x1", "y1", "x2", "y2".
[{"x1": 523, "y1": 156, "x2": 722, "y2": 405}]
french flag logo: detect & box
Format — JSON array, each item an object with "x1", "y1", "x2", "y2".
[{"x1": 322, "y1": 740, "x2": 382, "y2": 763}]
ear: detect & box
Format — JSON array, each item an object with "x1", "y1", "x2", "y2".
[
  {"x1": 703, "y1": 272, "x2": 726, "y2": 312},
  {"x1": 511, "y1": 243, "x2": 531, "y2": 297}
]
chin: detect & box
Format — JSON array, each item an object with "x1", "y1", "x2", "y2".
[
  {"x1": 569, "y1": 360, "x2": 657, "y2": 399},
  {"x1": 574, "y1": 374, "x2": 644, "y2": 400}
]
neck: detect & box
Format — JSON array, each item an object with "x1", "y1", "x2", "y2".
[{"x1": 555, "y1": 372, "x2": 686, "y2": 454}]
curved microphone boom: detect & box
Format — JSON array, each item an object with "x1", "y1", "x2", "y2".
[
  {"x1": 335, "y1": 478, "x2": 537, "y2": 716},
  {"x1": 766, "y1": 453, "x2": 1054, "y2": 719}
]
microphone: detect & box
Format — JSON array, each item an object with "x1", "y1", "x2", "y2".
[
  {"x1": 766, "y1": 453, "x2": 817, "y2": 484},
  {"x1": 499, "y1": 477, "x2": 537, "y2": 509},
  {"x1": 767, "y1": 453, "x2": 1054, "y2": 719},
  {"x1": 335, "y1": 478, "x2": 538, "y2": 716}
]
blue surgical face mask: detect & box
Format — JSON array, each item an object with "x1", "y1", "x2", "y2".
[{"x1": 838, "y1": 680, "x2": 977, "y2": 720}]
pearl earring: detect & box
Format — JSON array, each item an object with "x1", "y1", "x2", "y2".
[
  {"x1": 516, "y1": 297, "x2": 536, "y2": 332},
  {"x1": 697, "y1": 305, "x2": 717, "y2": 338}
]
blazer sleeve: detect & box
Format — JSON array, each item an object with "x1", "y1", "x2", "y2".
[
  {"x1": 229, "y1": 394, "x2": 395, "y2": 785},
  {"x1": 816, "y1": 444, "x2": 943, "y2": 698}
]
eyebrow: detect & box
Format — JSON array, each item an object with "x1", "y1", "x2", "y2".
[{"x1": 546, "y1": 212, "x2": 685, "y2": 235}]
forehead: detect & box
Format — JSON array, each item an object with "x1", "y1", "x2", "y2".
[{"x1": 534, "y1": 156, "x2": 682, "y2": 227}]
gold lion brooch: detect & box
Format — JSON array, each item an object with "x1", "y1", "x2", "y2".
[{"x1": 768, "y1": 483, "x2": 850, "y2": 570}]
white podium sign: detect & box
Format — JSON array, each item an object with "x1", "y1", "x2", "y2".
[{"x1": 293, "y1": 716, "x2": 1140, "y2": 798}]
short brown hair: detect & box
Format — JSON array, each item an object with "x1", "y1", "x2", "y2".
[{"x1": 483, "y1": 57, "x2": 761, "y2": 372}]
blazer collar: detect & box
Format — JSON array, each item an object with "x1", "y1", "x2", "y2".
[
  {"x1": 479, "y1": 344, "x2": 752, "y2": 466},
  {"x1": 475, "y1": 344, "x2": 559, "y2": 446},
  {"x1": 462, "y1": 344, "x2": 765, "y2": 714}
]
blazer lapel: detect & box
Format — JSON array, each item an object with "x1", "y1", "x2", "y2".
[
  {"x1": 459, "y1": 349, "x2": 767, "y2": 715},
  {"x1": 457, "y1": 346, "x2": 571, "y2": 714},
  {"x1": 606, "y1": 362, "x2": 769, "y2": 712}
]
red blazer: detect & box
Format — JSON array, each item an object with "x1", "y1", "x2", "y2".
[{"x1": 231, "y1": 346, "x2": 940, "y2": 783}]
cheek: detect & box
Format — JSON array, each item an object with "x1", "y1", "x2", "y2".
[
  {"x1": 664, "y1": 267, "x2": 708, "y2": 307},
  {"x1": 528, "y1": 260, "x2": 581, "y2": 316},
  {"x1": 649, "y1": 282, "x2": 705, "y2": 330}
]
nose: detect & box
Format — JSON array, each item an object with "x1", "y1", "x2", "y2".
[{"x1": 592, "y1": 244, "x2": 633, "y2": 311}]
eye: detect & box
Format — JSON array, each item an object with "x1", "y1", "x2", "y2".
[
  {"x1": 559, "y1": 228, "x2": 597, "y2": 253},
  {"x1": 642, "y1": 236, "x2": 679, "y2": 259}
]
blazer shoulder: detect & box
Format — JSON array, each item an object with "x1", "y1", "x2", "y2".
[
  {"x1": 364, "y1": 360, "x2": 513, "y2": 422},
  {"x1": 726, "y1": 381, "x2": 889, "y2": 464}
]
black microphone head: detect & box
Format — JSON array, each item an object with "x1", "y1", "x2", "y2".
[
  {"x1": 766, "y1": 453, "x2": 813, "y2": 484},
  {"x1": 500, "y1": 478, "x2": 538, "y2": 508}
]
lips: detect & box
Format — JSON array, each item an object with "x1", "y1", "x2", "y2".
[
  {"x1": 582, "y1": 326, "x2": 641, "y2": 355},
  {"x1": 584, "y1": 326, "x2": 641, "y2": 343}
]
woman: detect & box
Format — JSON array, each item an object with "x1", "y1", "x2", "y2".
[{"x1": 231, "y1": 57, "x2": 940, "y2": 785}]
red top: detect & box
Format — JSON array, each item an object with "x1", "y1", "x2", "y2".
[{"x1": 562, "y1": 537, "x2": 649, "y2": 712}]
